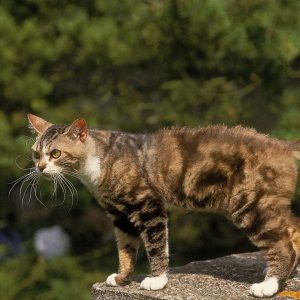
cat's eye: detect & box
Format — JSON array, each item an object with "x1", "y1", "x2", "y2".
[
  {"x1": 33, "y1": 151, "x2": 40, "y2": 159},
  {"x1": 51, "y1": 149, "x2": 61, "y2": 159}
]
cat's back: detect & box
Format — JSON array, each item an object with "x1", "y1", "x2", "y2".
[
  {"x1": 153, "y1": 124, "x2": 290, "y2": 159},
  {"x1": 155, "y1": 124, "x2": 279, "y2": 146},
  {"x1": 145, "y1": 125, "x2": 296, "y2": 202}
]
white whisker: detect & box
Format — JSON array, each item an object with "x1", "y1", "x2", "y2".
[
  {"x1": 18, "y1": 135, "x2": 35, "y2": 144},
  {"x1": 8, "y1": 170, "x2": 35, "y2": 186},
  {"x1": 11, "y1": 160, "x2": 82, "y2": 211},
  {"x1": 19, "y1": 173, "x2": 37, "y2": 200},
  {"x1": 59, "y1": 175, "x2": 78, "y2": 212},
  {"x1": 14, "y1": 155, "x2": 33, "y2": 170},
  {"x1": 64, "y1": 176, "x2": 78, "y2": 199},
  {"x1": 27, "y1": 177, "x2": 38, "y2": 205},
  {"x1": 48, "y1": 175, "x2": 58, "y2": 205},
  {"x1": 33, "y1": 177, "x2": 47, "y2": 208},
  {"x1": 21, "y1": 176, "x2": 36, "y2": 209},
  {"x1": 57, "y1": 175, "x2": 67, "y2": 206},
  {"x1": 62, "y1": 170, "x2": 80, "y2": 180},
  {"x1": 60, "y1": 176, "x2": 74, "y2": 211}
]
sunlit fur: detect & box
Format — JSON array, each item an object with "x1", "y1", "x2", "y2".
[{"x1": 11, "y1": 114, "x2": 300, "y2": 297}]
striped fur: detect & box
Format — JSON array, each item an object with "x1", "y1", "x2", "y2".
[{"x1": 28, "y1": 115, "x2": 300, "y2": 297}]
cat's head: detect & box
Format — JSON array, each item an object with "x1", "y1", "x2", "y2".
[{"x1": 28, "y1": 114, "x2": 88, "y2": 178}]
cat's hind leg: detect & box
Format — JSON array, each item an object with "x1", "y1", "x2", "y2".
[
  {"x1": 249, "y1": 219, "x2": 298, "y2": 297},
  {"x1": 138, "y1": 202, "x2": 169, "y2": 291},
  {"x1": 231, "y1": 192, "x2": 298, "y2": 298}
]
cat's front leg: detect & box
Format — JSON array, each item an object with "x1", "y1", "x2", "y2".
[
  {"x1": 106, "y1": 217, "x2": 140, "y2": 286},
  {"x1": 139, "y1": 211, "x2": 169, "y2": 291}
]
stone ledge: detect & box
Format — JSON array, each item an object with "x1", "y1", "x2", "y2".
[{"x1": 91, "y1": 252, "x2": 300, "y2": 300}]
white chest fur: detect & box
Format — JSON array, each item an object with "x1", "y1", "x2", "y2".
[
  {"x1": 83, "y1": 154, "x2": 101, "y2": 184},
  {"x1": 80, "y1": 154, "x2": 101, "y2": 199}
]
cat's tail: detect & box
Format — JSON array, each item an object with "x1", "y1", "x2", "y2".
[{"x1": 286, "y1": 140, "x2": 300, "y2": 160}]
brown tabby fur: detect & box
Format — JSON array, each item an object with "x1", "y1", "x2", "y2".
[{"x1": 27, "y1": 115, "x2": 300, "y2": 295}]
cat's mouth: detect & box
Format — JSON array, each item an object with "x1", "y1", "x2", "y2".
[{"x1": 36, "y1": 168, "x2": 59, "y2": 181}]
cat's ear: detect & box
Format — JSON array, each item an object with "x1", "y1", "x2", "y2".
[
  {"x1": 67, "y1": 118, "x2": 87, "y2": 142},
  {"x1": 27, "y1": 114, "x2": 52, "y2": 135}
]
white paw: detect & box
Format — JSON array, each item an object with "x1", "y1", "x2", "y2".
[
  {"x1": 250, "y1": 277, "x2": 279, "y2": 297},
  {"x1": 106, "y1": 273, "x2": 119, "y2": 287},
  {"x1": 140, "y1": 274, "x2": 168, "y2": 291}
]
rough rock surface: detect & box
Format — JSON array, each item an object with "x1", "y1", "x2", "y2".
[{"x1": 91, "y1": 252, "x2": 300, "y2": 300}]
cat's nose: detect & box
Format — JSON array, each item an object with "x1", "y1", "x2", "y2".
[{"x1": 37, "y1": 164, "x2": 46, "y2": 172}]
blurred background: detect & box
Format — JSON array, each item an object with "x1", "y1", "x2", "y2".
[{"x1": 1, "y1": 0, "x2": 300, "y2": 299}]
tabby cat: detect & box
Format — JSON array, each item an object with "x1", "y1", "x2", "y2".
[{"x1": 26, "y1": 114, "x2": 300, "y2": 297}]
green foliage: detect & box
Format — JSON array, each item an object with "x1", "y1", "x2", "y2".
[
  {"x1": 0, "y1": 252, "x2": 107, "y2": 300},
  {"x1": 1, "y1": 0, "x2": 300, "y2": 299},
  {"x1": 1, "y1": 0, "x2": 300, "y2": 132}
]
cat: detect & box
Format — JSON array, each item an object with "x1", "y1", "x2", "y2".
[{"x1": 26, "y1": 113, "x2": 300, "y2": 297}]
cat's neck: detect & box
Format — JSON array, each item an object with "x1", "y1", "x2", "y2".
[
  {"x1": 78, "y1": 129, "x2": 149, "y2": 198},
  {"x1": 79, "y1": 133, "x2": 102, "y2": 188}
]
